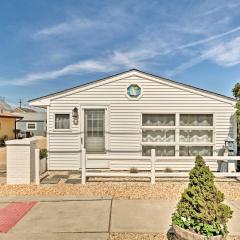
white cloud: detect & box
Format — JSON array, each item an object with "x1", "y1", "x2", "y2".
[
  {"x1": 166, "y1": 55, "x2": 207, "y2": 77},
  {"x1": 5, "y1": 25, "x2": 240, "y2": 85},
  {"x1": 0, "y1": 60, "x2": 117, "y2": 86},
  {"x1": 174, "y1": 25, "x2": 240, "y2": 51},
  {"x1": 34, "y1": 18, "x2": 97, "y2": 37},
  {"x1": 204, "y1": 37, "x2": 240, "y2": 67},
  {"x1": 168, "y1": 37, "x2": 240, "y2": 77}
]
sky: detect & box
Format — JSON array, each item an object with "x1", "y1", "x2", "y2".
[{"x1": 0, "y1": 0, "x2": 240, "y2": 107}]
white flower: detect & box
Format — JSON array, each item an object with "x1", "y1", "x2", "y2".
[{"x1": 181, "y1": 217, "x2": 187, "y2": 221}]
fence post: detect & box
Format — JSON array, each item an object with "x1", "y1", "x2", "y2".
[
  {"x1": 35, "y1": 148, "x2": 40, "y2": 185},
  {"x1": 227, "y1": 159, "x2": 236, "y2": 173},
  {"x1": 151, "y1": 148, "x2": 156, "y2": 184},
  {"x1": 81, "y1": 147, "x2": 86, "y2": 184}
]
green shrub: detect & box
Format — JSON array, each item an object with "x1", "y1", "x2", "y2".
[
  {"x1": 40, "y1": 148, "x2": 47, "y2": 159},
  {"x1": 172, "y1": 155, "x2": 232, "y2": 237}
]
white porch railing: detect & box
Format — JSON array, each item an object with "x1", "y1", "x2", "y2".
[{"x1": 81, "y1": 148, "x2": 240, "y2": 184}]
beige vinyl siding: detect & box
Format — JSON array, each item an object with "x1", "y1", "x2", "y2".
[{"x1": 47, "y1": 76, "x2": 236, "y2": 170}]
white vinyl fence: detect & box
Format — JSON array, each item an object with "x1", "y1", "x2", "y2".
[{"x1": 81, "y1": 148, "x2": 240, "y2": 184}]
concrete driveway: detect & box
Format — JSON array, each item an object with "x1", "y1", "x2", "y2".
[{"x1": 0, "y1": 196, "x2": 239, "y2": 240}]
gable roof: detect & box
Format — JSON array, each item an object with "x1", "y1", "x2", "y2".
[
  {"x1": 13, "y1": 112, "x2": 47, "y2": 121},
  {"x1": 29, "y1": 69, "x2": 236, "y2": 105},
  {"x1": 15, "y1": 107, "x2": 36, "y2": 113}
]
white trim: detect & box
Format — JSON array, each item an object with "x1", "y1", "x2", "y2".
[
  {"x1": 26, "y1": 122, "x2": 37, "y2": 131},
  {"x1": 80, "y1": 105, "x2": 109, "y2": 154},
  {"x1": 53, "y1": 112, "x2": 71, "y2": 131}
]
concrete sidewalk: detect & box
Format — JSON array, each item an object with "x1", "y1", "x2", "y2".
[{"x1": 0, "y1": 196, "x2": 239, "y2": 240}]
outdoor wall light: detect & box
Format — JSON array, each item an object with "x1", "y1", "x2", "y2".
[{"x1": 72, "y1": 107, "x2": 79, "y2": 125}]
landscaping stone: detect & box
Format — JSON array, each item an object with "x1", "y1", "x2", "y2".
[
  {"x1": 65, "y1": 179, "x2": 82, "y2": 184},
  {"x1": 41, "y1": 177, "x2": 60, "y2": 184},
  {"x1": 51, "y1": 175, "x2": 69, "y2": 180}
]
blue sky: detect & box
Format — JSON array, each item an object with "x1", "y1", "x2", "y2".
[{"x1": 0, "y1": 0, "x2": 240, "y2": 107}]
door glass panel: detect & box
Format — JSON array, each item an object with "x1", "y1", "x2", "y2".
[{"x1": 84, "y1": 109, "x2": 105, "y2": 153}]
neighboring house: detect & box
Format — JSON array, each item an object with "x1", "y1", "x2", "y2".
[
  {"x1": 15, "y1": 107, "x2": 36, "y2": 113},
  {"x1": 29, "y1": 69, "x2": 237, "y2": 171},
  {"x1": 0, "y1": 113, "x2": 22, "y2": 141},
  {"x1": 14, "y1": 112, "x2": 47, "y2": 137}
]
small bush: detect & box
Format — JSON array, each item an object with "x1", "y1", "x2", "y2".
[
  {"x1": 172, "y1": 155, "x2": 232, "y2": 237},
  {"x1": 129, "y1": 167, "x2": 139, "y2": 173},
  {"x1": 40, "y1": 148, "x2": 47, "y2": 159},
  {"x1": 164, "y1": 167, "x2": 173, "y2": 173}
]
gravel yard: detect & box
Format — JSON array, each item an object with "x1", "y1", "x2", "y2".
[
  {"x1": 109, "y1": 233, "x2": 240, "y2": 240},
  {"x1": 0, "y1": 178, "x2": 239, "y2": 200},
  {"x1": 110, "y1": 233, "x2": 172, "y2": 240}
]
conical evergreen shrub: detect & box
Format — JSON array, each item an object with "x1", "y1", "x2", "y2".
[{"x1": 172, "y1": 155, "x2": 233, "y2": 237}]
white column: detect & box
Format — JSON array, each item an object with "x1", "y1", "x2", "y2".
[
  {"x1": 35, "y1": 148, "x2": 40, "y2": 185},
  {"x1": 81, "y1": 148, "x2": 86, "y2": 184},
  {"x1": 151, "y1": 148, "x2": 156, "y2": 184}
]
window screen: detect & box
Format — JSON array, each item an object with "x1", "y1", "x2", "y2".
[{"x1": 55, "y1": 114, "x2": 70, "y2": 129}]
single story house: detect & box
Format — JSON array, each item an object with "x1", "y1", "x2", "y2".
[
  {"x1": 0, "y1": 113, "x2": 23, "y2": 142},
  {"x1": 29, "y1": 69, "x2": 237, "y2": 171},
  {"x1": 14, "y1": 112, "x2": 47, "y2": 137}
]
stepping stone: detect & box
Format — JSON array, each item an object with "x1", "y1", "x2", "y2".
[
  {"x1": 68, "y1": 170, "x2": 81, "y2": 175},
  {"x1": 65, "y1": 179, "x2": 82, "y2": 184},
  {"x1": 51, "y1": 175, "x2": 69, "y2": 180},
  {"x1": 41, "y1": 177, "x2": 60, "y2": 184}
]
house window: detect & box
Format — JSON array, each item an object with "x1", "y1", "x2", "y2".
[
  {"x1": 127, "y1": 84, "x2": 141, "y2": 98},
  {"x1": 180, "y1": 114, "x2": 213, "y2": 126},
  {"x1": 55, "y1": 114, "x2": 70, "y2": 130},
  {"x1": 180, "y1": 146, "x2": 213, "y2": 156},
  {"x1": 142, "y1": 114, "x2": 176, "y2": 156},
  {"x1": 179, "y1": 114, "x2": 214, "y2": 156},
  {"x1": 26, "y1": 122, "x2": 37, "y2": 130},
  {"x1": 141, "y1": 113, "x2": 214, "y2": 156}
]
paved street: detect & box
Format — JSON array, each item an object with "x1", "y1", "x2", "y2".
[{"x1": 0, "y1": 196, "x2": 239, "y2": 240}]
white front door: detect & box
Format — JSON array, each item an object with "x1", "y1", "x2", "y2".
[{"x1": 84, "y1": 109, "x2": 105, "y2": 153}]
